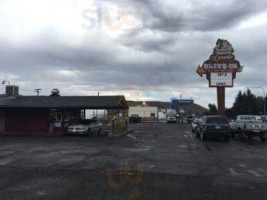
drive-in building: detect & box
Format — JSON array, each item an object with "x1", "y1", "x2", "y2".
[{"x1": 0, "y1": 86, "x2": 128, "y2": 135}]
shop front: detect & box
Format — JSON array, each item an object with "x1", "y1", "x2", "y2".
[{"x1": 0, "y1": 95, "x2": 128, "y2": 135}]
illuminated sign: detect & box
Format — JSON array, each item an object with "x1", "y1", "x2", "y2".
[
  {"x1": 197, "y1": 39, "x2": 243, "y2": 88},
  {"x1": 210, "y1": 72, "x2": 233, "y2": 87},
  {"x1": 197, "y1": 39, "x2": 244, "y2": 116}
]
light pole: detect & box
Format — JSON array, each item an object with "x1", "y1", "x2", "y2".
[
  {"x1": 2, "y1": 80, "x2": 10, "y2": 96},
  {"x1": 245, "y1": 87, "x2": 266, "y2": 118}
]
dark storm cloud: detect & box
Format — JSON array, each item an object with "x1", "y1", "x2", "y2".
[
  {"x1": 0, "y1": 34, "x2": 201, "y2": 90},
  {"x1": 1, "y1": 0, "x2": 267, "y2": 106},
  {"x1": 138, "y1": 0, "x2": 267, "y2": 32},
  {"x1": 120, "y1": 30, "x2": 177, "y2": 53}
]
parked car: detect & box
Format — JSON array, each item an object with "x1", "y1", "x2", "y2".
[
  {"x1": 167, "y1": 114, "x2": 177, "y2": 123},
  {"x1": 129, "y1": 114, "x2": 141, "y2": 123},
  {"x1": 191, "y1": 118, "x2": 200, "y2": 133},
  {"x1": 230, "y1": 115, "x2": 267, "y2": 142},
  {"x1": 195, "y1": 116, "x2": 231, "y2": 142},
  {"x1": 67, "y1": 118, "x2": 103, "y2": 136},
  {"x1": 187, "y1": 116, "x2": 195, "y2": 124},
  {"x1": 230, "y1": 115, "x2": 257, "y2": 133}
]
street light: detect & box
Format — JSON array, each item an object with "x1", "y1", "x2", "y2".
[
  {"x1": 245, "y1": 86, "x2": 266, "y2": 119},
  {"x1": 2, "y1": 80, "x2": 10, "y2": 85}
]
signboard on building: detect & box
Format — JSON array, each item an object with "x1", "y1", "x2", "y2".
[
  {"x1": 171, "y1": 99, "x2": 179, "y2": 110},
  {"x1": 171, "y1": 98, "x2": 194, "y2": 111},
  {"x1": 177, "y1": 99, "x2": 194, "y2": 104}
]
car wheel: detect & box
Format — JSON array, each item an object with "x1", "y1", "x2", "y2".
[
  {"x1": 231, "y1": 132, "x2": 235, "y2": 138},
  {"x1": 200, "y1": 130, "x2": 206, "y2": 141},
  {"x1": 98, "y1": 128, "x2": 102, "y2": 135},
  {"x1": 87, "y1": 128, "x2": 92, "y2": 136},
  {"x1": 224, "y1": 136, "x2": 230, "y2": 142},
  {"x1": 261, "y1": 134, "x2": 266, "y2": 143},
  {"x1": 248, "y1": 135, "x2": 253, "y2": 140},
  {"x1": 238, "y1": 129, "x2": 244, "y2": 141},
  {"x1": 196, "y1": 131, "x2": 200, "y2": 138}
]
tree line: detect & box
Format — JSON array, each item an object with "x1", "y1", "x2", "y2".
[{"x1": 206, "y1": 89, "x2": 266, "y2": 119}]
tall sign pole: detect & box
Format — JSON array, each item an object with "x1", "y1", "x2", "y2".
[
  {"x1": 217, "y1": 87, "x2": 225, "y2": 115},
  {"x1": 197, "y1": 39, "x2": 243, "y2": 116}
]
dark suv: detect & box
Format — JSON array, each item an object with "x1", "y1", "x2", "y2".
[
  {"x1": 129, "y1": 114, "x2": 141, "y2": 123},
  {"x1": 195, "y1": 116, "x2": 231, "y2": 142}
]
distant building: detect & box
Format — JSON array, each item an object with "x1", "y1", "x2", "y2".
[
  {"x1": 129, "y1": 106, "x2": 158, "y2": 118},
  {"x1": 127, "y1": 100, "x2": 207, "y2": 117},
  {"x1": 166, "y1": 109, "x2": 176, "y2": 114}
]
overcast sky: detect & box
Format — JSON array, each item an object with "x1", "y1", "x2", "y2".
[{"x1": 0, "y1": 0, "x2": 267, "y2": 108}]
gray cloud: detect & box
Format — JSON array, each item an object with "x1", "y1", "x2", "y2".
[
  {"x1": 0, "y1": 0, "x2": 267, "y2": 107},
  {"x1": 139, "y1": 0, "x2": 267, "y2": 32}
]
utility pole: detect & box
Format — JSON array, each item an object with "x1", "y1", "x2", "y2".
[
  {"x1": 96, "y1": 92, "x2": 99, "y2": 118},
  {"x1": 35, "y1": 88, "x2": 42, "y2": 96}
]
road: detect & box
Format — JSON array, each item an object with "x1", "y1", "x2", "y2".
[{"x1": 0, "y1": 123, "x2": 267, "y2": 199}]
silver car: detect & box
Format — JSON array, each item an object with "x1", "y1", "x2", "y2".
[
  {"x1": 67, "y1": 119, "x2": 103, "y2": 136},
  {"x1": 167, "y1": 114, "x2": 177, "y2": 123},
  {"x1": 191, "y1": 118, "x2": 200, "y2": 133},
  {"x1": 230, "y1": 115, "x2": 267, "y2": 142}
]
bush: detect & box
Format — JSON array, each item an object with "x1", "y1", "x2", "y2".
[{"x1": 115, "y1": 120, "x2": 127, "y2": 132}]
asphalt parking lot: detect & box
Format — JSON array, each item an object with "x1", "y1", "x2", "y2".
[{"x1": 0, "y1": 123, "x2": 267, "y2": 200}]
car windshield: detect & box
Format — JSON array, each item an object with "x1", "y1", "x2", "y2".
[
  {"x1": 207, "y1": 117, "x2": 228, "y2": 124},
  {"x1": 240, "y1": 116, "x2": 256, "y2": 121}
]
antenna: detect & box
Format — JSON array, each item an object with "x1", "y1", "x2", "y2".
[{"x1": 35, "y1": 88, "x2": 42, "y2": 96}]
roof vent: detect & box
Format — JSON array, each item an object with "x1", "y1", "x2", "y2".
[
  {"x1": 5, "y1": 85, "x2": 19, "y2": 98},
  {"x1": 50, "y1": 88, "x2": 60, "y2": 97}
]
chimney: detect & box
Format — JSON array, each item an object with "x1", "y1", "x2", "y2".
[
  {"x1": 50, "y1": 88, "x2": 60, "y2": 97},
  {"x1": 5, "y1": 85, "x2": 19, "y2": 97}
]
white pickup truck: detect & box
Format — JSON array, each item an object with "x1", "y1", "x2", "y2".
[{"x1": 230, "y1": 115, "x2": 267, "y2": 142}]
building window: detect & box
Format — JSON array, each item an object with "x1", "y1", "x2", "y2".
[{"x1": 150, "y1": 113, "x2": 155, "y2": 117}]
